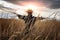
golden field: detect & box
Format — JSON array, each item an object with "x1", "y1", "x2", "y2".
[{"x1": 0, "y1": 18, "x2": 60, "y2": 40}]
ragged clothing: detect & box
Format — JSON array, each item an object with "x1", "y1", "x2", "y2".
[
  {"x1": 17, "y1": 14, "x2": 36, "y2": 23},
  {"x1": 17, "y1": 14, "x2": 36, "y2": 36}
]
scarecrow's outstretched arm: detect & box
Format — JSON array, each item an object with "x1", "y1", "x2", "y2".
[
  {"x1": 13, "y1": 13, "x2": 25, "y2": 19},
  {"x1": 35, "y1": 16, "x2": 46, "y2": 20},
  {"x1": 17, "y1": 14, "x2": 25, "y2": 19}
]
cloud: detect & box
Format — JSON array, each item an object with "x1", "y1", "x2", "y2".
[
  {"x1": 42, "y1": 0, "x2": 60, "y2": 9},
  {"x1": 3, "y1": 0, "x2": 60, "y2": 9}
]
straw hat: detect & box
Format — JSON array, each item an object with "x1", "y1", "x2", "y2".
[{"x1": 26, "y1": 9, "x2": 33, "y2": 13}]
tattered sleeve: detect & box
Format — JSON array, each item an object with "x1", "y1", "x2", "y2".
[{"x1": 17, "y1": 14, "x2": 25, "y2": 19}]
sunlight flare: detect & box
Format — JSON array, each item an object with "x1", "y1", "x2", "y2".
[{"x1": 24, "y1": 4, "x2": 38, "y2": 10}]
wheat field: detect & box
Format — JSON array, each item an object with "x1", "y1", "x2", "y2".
[{"x1": 0, "y1": 18, "x2": 60, "y2": 40}]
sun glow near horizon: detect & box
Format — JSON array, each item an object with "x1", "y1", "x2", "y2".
[
  {"x1": 0, "y1": 1, "x2": 51, "y2": 17},
  {"x1": 16, "y1": 4, "x2": 47, "y2": 17},
  {"x1": 23, "y1": 4, "x2": 39, "y2": 11}
]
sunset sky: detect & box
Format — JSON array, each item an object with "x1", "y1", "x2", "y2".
[
  {"x1": 0, "y1": 0, "x2": 60, "y2": 20},
  {"x1": 3, "y1": 0, "x2": 60, "y2": 9}
]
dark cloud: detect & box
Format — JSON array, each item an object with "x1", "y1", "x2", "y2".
[
  {"x1": 43, "y1": 0, "x2": 60, "y2": 9},
  {"x1": 4, "y1": 0, "x2": 60, "y2": 9}
]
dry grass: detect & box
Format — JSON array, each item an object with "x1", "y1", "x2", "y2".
[
  {"x1": 0, "y1": 18, "x2": 25, "y2": 40},
  {"x1": 0, "y1": 18, "x2": 60, "y2": 40}
]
